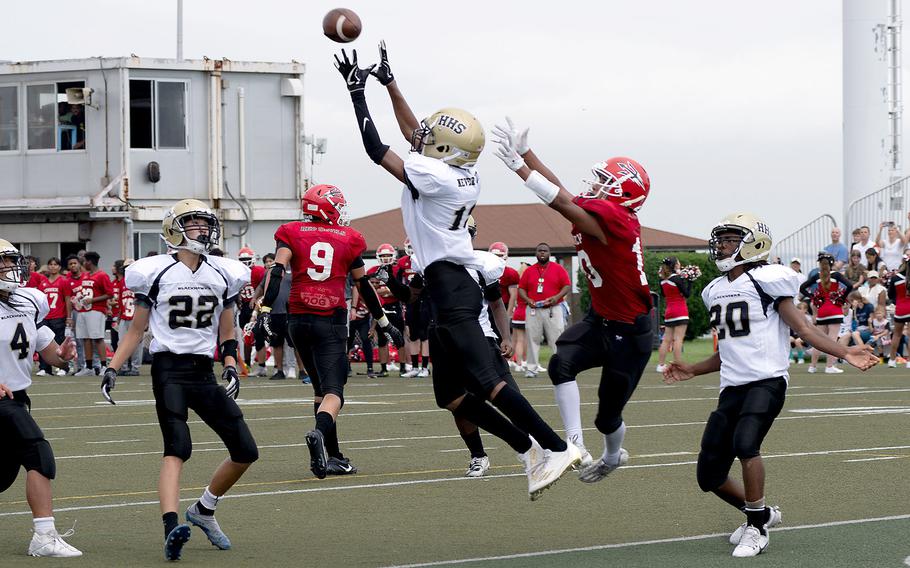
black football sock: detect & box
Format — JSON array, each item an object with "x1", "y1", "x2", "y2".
[
  {"x1": 452, "y1": 393, "x2": 531, "y2": 454},
  {"x1": 460, "y1": 429, "x2": 486, "y2": 458},
  {"x1": 380, "y1": 363, "x2": 387, "y2": 372},
  {"x1": 422, "y1": 356, "x2": 429, "y2": 369},
  {"x1": 411, "y1": 354, "x2": 419, "y2": 368},
  {"x1": 325, "y1": 421, "x2": 342, "y2": 458},
  {"x1": 315, "y1": 411, "x2": 334, "y2": 435},
  {"x1": 194, "y1": 500, "x2": 215, "y2": 516},
  {"x1": 491, "y1": 385, "x2": 567, "y2": 452},
  {"x1": 162, "y1": 512, "x2": 178, "y2": 539},
  {"x1": 745, "y1": 507, "x2": 768, "y2": 534}
]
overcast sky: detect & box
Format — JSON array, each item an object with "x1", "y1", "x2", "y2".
[{"x1": 7, "y1": 1, "x2": 849, "y2": 241}]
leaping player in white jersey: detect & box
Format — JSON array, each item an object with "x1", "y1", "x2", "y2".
[
  {"x1": 103, "y1": 199, "x2": 259, "y2": 561},
  {"x1": 663, "y1": 213, "x2": 878, "y2": 558},
  {"x1": 0, "y1": 239, "x2": 82, "y2": 557},
  {"x1": 334, "y1": 42, "x2": 580, "y2": 500}
]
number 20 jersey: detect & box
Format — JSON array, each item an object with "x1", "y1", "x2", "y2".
[
  {"x1": 125, "y1": 254, "x2": 250, "y2": 356},
  {"x1": 571, "y1": 196, "x2": 652, "y2": 323},
  {"x1": 0, "y1": 287, "x2": 55, "y2": 391},
  {"x1": 701, "y1": 264, "x2": 800, "y2": 389},
  {"x1": 275, "y1": 222, "x2": 366, "y2": 315}
]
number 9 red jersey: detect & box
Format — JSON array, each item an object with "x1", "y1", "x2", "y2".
[
  {"x1": 275, "y1": 221, "x2": 366, "y2": 315},
  {"x1": 572, "y1": 196, "x2": 653, "y2": 323}
]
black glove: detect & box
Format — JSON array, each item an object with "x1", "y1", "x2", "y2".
[
  {"x1": 101, "y1": 367, "x2": 117, "y2": 405},
  {"x1": 334, "y1": 49, "x2": 375, "y2": 93},
  {"x1": 378, "y1": 319, "x2": 404, "y2": 348},
  {"x1": 257, "y1": 311, "x2": 277, "y2": 343},
  {"x1": 370, "y1": 40, "x2": 395, "y2": 86},
  {"x1": 223, "y1": 365, "x2": 240, "y2": 400}
]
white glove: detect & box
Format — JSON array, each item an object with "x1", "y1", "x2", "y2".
[
  {"x1": 492, "y1": 116, "x2": 530, "y2": 155},
  {"x1": 494, "y1": 141, "x2": 526, "y2": 171}
]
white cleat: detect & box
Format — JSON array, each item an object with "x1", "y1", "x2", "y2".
[
  {"x1": 401, "y1": 368, "x2": 420, "y2": 378},
  {"x1": 388, "y1": 362, "x2": 399, "y2": 372},
  {"x1": 35, "y1": 369, "x2": 47, "y2": 376},
  {"x1": 730, "y1": 506, "x2": 781, "y2": 545},
  {"x1": 416, "y1": 367, "x2": 430, "y2": 378},
  {"x1": 807, "y1": 366, "x2": 817, "y2": 374},
  {"x1": 55, "y1": 369, "x2": 68, "y2": 376},
  {"x1": 731, "y1": 525, "x2": 769, "y2": 557},
  {"x1": 523, "y1": 441, "x2": 582, "y2": 501},
  {"x1": 254, "y1": 366, "x2": 267, "y2": 377},
  {"x1": 888, "y1": 359, "x2": 897, "y2": 368},
  {"x1": 568, "y1": 436, "x2": 594, "y2": 468},
  {"x1": 28, "y1": 529, "x2": 82, "y2": 557},
  {"x1": 578, "y1": 448, "x2": 629, "y2": 483},
  {"x1": 655, "y1": 364, "x2": 667, "y2": 373},
  {"x1": 824, "y1": 366, "x2": 844, "y2": 374},
  {"x1": 465, "y1": 456, "x2": 490, "y2": 477}
]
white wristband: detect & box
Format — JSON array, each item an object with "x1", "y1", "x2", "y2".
[
  {"x1": 524, "y1": 170, "x2": 560, "y2": 204},
  {"x1": 377, "y1": 315, "x2": 390, "y2": 328}
]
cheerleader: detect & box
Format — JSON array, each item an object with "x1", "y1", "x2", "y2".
[
  {"x1": 799, "y1": 252, "x2": 852, "y2": 373},
  {"x1": 656, "y1": 257, "x2": 698, "y2": 372}
]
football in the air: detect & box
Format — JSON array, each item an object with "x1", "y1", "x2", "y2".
[{"x1": 322, "y1": 8, "x2": 362, "y2": 43}]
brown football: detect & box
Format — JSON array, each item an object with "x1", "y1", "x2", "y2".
[{"x1": 322, "y1": 8, "x2": 362, "y2": 43}]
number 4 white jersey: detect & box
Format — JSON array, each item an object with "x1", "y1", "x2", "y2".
[
  {"x1": 401, "y1": 152, "x2": 482, "y2": 272},
  {"x1": 125, "y1": 254, "x2": 250, "y2": 357},
  {"x1": 0, "y1": 287, "x2": 56, "y2": 391},
  {"x1": 701, "y1": 264, "x2": 800, "y2": 390}
]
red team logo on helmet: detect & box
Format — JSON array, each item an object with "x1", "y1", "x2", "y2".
[
  {"x1": 488, "y1": 242, "x2": 509, "y2": 259},
  {"x1": 376, "y1": 243, "x2": 396, "y2": 265},
  {"x1": 582, "y1": 157, "x2": 650, "y2": 212},
  {"x1": 301, "y1": 184, "x2": 350, "y2": 226}
]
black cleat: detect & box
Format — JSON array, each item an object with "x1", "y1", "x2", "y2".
[
  {"x1": 164, "y1": 524, "x2": 191, "y2": 561},
  {"x1": 269, "y1": 370, "x2": 286, "y2": 381},
  {"x1": 326, "y1": 456, "x2": 358, "y2": 475},
  {"x1": 305, "y1": 430, "x2": 329, "y2": 479},
  {"x1": 376, "y1": 370, "x2": 389, "y2": 378}
]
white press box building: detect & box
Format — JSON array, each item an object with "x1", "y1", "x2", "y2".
[{"x1": 0, "y1": 56, "x2": 307, "y2": 267}]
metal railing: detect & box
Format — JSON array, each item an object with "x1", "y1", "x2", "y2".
[
  {"x1": 774, "y1": 214, "x2": 839, "y2": 265},
  {"x1": 845, "y1": 175, "x2": 910, "y2": 235}
]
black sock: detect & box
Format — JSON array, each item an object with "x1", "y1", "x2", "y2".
[
  {"x1": 325, "y1": 422, "x2": 342, "y2": 458},
  {"x1": 195, "y1": 500, "x2": 215, "y2": 516},
  {"x1": 162, "y1": 512, "x2": 178, "y2": 539},
  {"x1": 100, "y1": 359, "x2": 107, "y2": 368},
  {"x1": 460, "y1": 429, "x2": 486, "y2": 458},
  {"x1": 422, "y1": 356, "x2": 429, "y2": 369},
  {"x1": 244, "y1": 355, "x2": 251, "y2": 366},
  {"x1": 491, "y1": 385, "x2": 567, "y2": 452},
  {"x1": 411, "y1": 354, "x2": 419, "y2": 368},
  {"x1": 313, "y1": 402, "x2": 321, "y2": 418},
  {"x1": 745, "y1": 507, "x2": 768, "y2": 533},
  {"x1": 315, "y1": 411, "x2": 334, "y2": 435},
  {"x1": 381, "y1": 363, "x2": 387, "y2": 372},
  {"x1": 452, "y1": 393, "x2": 532, "y2": 454},
  {"x1": 366, "y1": 364, "x2": 374, "y2": 371}
]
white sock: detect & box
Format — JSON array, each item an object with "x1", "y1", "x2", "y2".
[
  {"x1": 601, "y1": 422, "x2": 626, "y2": 465},
  {"x1": 33, "y1": 516, "x2": 55, "y2": 533},
  {"x1": 553, "y1": 381, "x2": 583, "y2": 447},
  {"x1": 199, "y1": 486, "x2": 220, "y2": 512}
]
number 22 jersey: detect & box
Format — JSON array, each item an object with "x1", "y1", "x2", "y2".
[
  {"x1": 701, "y1": 264, "x2": 800, "y2": 389},
  {"x1": 125, "y1": 254, "x2": 250, "y2": 356}
]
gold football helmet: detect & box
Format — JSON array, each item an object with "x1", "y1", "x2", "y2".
[
  {"x1": 709, "y1": 213, "x2": 773, "y2": 272},
  {"x1": 411, "y1": 108, "x2": 485, "y2": 168},
  {"x1": 161, "y1": 199, "x2": 221, "y2": 254},
  {"x1": 0, "y1": 239, "x2": 27, "y2": 293}
]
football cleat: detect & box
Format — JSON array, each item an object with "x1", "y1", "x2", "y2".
[
  {"x1": 401, "y1": 368, "x2": 420, "y2": 378},
  {"x1": 270, "y1": 370, "x2": 287, "y2": 381},
  {"x1": 655, "y1": 364, "x2": 667, "y2": 373},
  {"x1": 731, "y1": 526, "x2": 769, "y2": 558},
  {"x1": 305, "y1": 430, "x2": 329, "y2": 479},
  {"x1": 376, "y1": 370, "x2": 389, "y2": 378},
  {"x1": 28, "y1": 528, "x2": 82, "y2": 558},
  {"x1": 807, "y1": 366, "x2": 817, "y2": 374},
  {"x1": 164, "y1": 524, "x2": 191, "y2": 561},
  {"x1": 465, "y1": 456, "x2": 490, "y2": 477},
  {"x1": 730, "y1": 506, "x2": 781, "y2": 545},
  {"x1": 578, "y1": 448, "x2": 629, "y2": 483},
  {"x1": 186, "y1": 503, "x2": 231, "y2": 550},
  {"x1": 524, "y1": 441, "x2": 582, "y2": 501},
  {"x1": 254, "y1": 365, "x2": 267, "y2": 377},
  {"x1": 326, "y1": 456, "x2": 358, "y2": 475},
  {"x1": 416, "y1": 367, "x2": 430, "y2": 378}
]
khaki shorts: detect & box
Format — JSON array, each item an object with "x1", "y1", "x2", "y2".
[{"x1": 75, "y1": 310, "x2": 106, "y2": 340}]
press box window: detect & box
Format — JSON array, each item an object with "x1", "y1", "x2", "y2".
[
  {"x1": 130, "y1": 79, "x2": 187, "y2": 149},
  {"x1": 0, "y1": 86, "x2": 17, "y2": 151},
  {"x1": 26, "y1": 81, "x2": 87, "y2": 151}
]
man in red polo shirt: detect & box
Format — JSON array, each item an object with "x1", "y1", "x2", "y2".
[
  {"x1": 518, "y1": 243, "x2": 570, "y2": 378},
  {"x1": 72, "y1": 251, "x2": 113, "y2": 376}
]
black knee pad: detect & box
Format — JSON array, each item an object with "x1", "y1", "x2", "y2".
[
  {"x1": 21, "y1": 439, "x2": 56, "y2": 481},
  {"x1": 732, "y1": 416, "x2": 766, "y2": 460},
  {"x1": 166, "y1": 436, "x2": 193, "y2": 462},
  {"x1": 696, "y1": 450, "x2": 731, "y2": 492},
  {"x1": 547, "y1": 353, "x2": 578, "y2": 386},
  {"x1": 226, "y1": 429, "x2": 259, "y2": 464},
  {"x1": 594, "y1": 414, "x2": 623, "y2": 436},
  {"x1": 696, "y1": 411, "x2": 735, "y2": 492},
  {"x1": 0, "y1": 459, "x2": 20, "y2": 492}
]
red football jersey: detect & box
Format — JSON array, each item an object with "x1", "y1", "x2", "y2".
[
  {"x1": 38, "y1": 275, "x2": 69, "y2": 320},
  {"x1": 276, "y1": 221, "x2": 366, "y2": 315},
  {"x1": 74, "y1": 270, "x2": 113, "y2": 314},
  {"x1": 367, "y1": 264, "x2": 399, "y2": 306},
  {"x1": 572, "y1": 196, "x2": 652, "y2": 323},
  {"x1": 26, "y1": 271, "x2": 48, "y2": 289},
  {"x1": 111, "y1": 278, "x2": 123, "y2": 318},
  {"x1": 499, "y1": 266, "x2": 519, "y2": 306},
  {"x1": 395, "y1": 255, "x2": 417, "y2": 284},
  {"x1": 119, "y1": 286, "x2": 136, "y2": 321}
]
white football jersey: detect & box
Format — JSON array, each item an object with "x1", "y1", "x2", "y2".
[
  {"x1": 701, "y1": 264, "x2": 800, "y2": 390},
  {"x1": 126, "y1": 254, "x2": 250, "y2": 357},
  {"x1": 468, "y1": 251, "x2": 506, "y2": 339},
  {"x1": 0, "y1": 287, "x2": 55, "y2": 391},
  {"x1": 401, "y1": 152, "x2": 482, "y2": 272}
]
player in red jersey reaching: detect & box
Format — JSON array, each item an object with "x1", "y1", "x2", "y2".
[
  {"x1": 495, "y1": 117, "x2": 653, "y2": 481},
  {"x1": 258, "y1": 184, "x2": 402, "y2": 479}
]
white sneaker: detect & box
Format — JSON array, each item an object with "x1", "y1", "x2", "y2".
[
  {"x1": 523, "y1": 441, "x2": 582, "y2": 501},
  {"x1": 655, "y1": 364, "x2": 667, "y2": 373},
  {"x1": 730, "y1": 506, "x2": 781, "y2": 545},
  {"x1": 524, "y1": 370, "x2": 538, "y2": 378},
  {"x1": 403, "y1": 363, "x2": 413, "y2": 373},
  {"x1": 508, "y1": 360, "x2": 521, "y2": 371},
  {"x1": 568, "y1": 435, "x2": 594, "y2": 468},
  {"x1": 73, "y1": 367, "x2": 95, "y2": 377},
  {"x1": 286, "y1": 367, "x2": 297, "y2": 377},
  {"x1": 807, "y1": 366, "x2": 817, "y2": 374},
  {"x1": 55, "y1": 369, "x2": 67, "y2": 376},
  {"x1": 35, "y1": 369, "x2": 47, "y2": 376},
  {"x1": 888, "y1": 359, "x2": 897, "y2": 368},
  {"x1": 731, "y1": 525, "x2": 769, "y2": 557},
  {"x1": 254, "y1": 366, "x2": 267, "y2": 377},
  {"x1": 578, "y1": 448, "x2": 629, "y2": 483},
  {"x1": 416, "y1": 367, "x2": 430, "y2": 378},
  {"x1": 265, "y1": 356, "x2": 275, "y2": 367},
  {"x1": 28, "y1": 528, "x2": 82, "y2": 557},
  {"x1": 825, "y1": 366, "x2": 844, "y2": 374},
  {"x1": 797, "y1": 359, "x2": 804, "y2": 365},
  {"x1": 388, "y1": 362, "x2": 399, "y2": 372},
  {"x1": 401, "y1": 368, "x2": 420, "y2": 378},
  {"x1": 465, "y1": 456, "x2": 490, "y2": 477}
]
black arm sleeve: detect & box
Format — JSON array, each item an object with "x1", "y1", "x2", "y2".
[
  {"x1": 483, "y1": 281, "x2": 502, "y2": 303},
  {"x1": 670, "y1": 274, "x2": 691, "y2": 298},
  {"x1": 384, "y1": 267, "x2": 412, "y2": 303},
  {"x1": 356, "y1": 275, "x2": 386, "y2": 320},
  {"x1": 799, "y1": 273, "x2": 819, "y2": 298},
  {"x1": 889, "y1": 276, "x2": 898, "y2": 302},
  {"x1": 261, "y1": 263, "x2": 285, "y2": 308},
  {"x1": 351, "y1": 91, "x2": 390, "y2": 164},
  {"x1": 832, "y1": 271, "x2": 852, "y2": 290}
]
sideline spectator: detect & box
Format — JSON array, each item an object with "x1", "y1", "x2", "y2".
[
  {"x1": 859, "y1": 271, "x2": 888, "y2": 308},
  {"x1": 870, "y1": 306, "x2": 891, "y2": 360},
  {"x1": 865, "y1": 248, "x2": 887, "y2": 276},
  {"x1": 35, "y1": 257, "x2": 70, "y2": 376},
  {"x1": 876, "y1": 222, "x2": 907, "y2": 271},
  {"x1": 887, "y1": 260, "x2": 910, "y2": 367},
  {"x1": 789, "y1": 258, "x2": 808, "y2": 287},
  {"x1": 63, "y1": 254, "x2": 87, "y2": 373},
  {"x1": 517, "y1": 243, "x2": 570, "y2": 378},
  {"x1": 72, "y1": 251, "x2": 112, "y2": 376},
  {"x1": 852, "y1": 225, "x2": 875, "y2": 266},
  {"x1": 824, "y1": 227, "x2": 849, "y2": 270},
  {"x1": 115, "y1": 258, "x2": 142, "y2": 375},
  {"x1": 843, "y1": 250, "x2": 867, "y2": 289},
  {"x1": 489, "y1": 242, "x2": 521, "y2": 370},
  {"x1": 800, "y1": 252, "x2": 851, "y2": 373},
  {"x1": 24, "y1": 256, "x2": 48, "y2": 288},
  {"x1": 848, "y1": 291, "x2": 874, "y2": 345}
]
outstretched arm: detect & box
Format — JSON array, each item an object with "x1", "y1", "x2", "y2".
[
  {"x1": 779, "y1": 300, "x2": 878, "y2": 370},
  {"x1": 370, "y1": 40, "x2": 420, "y2": 142}
]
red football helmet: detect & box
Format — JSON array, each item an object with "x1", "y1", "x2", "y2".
[
  {"x1": 376, "y1": 243, "x2": 396, "y2": 265},
  {"x1": 489, "y1": 241, "x2": 509, "y2": 258},
  {"x1": 238, "y1": 247, "x2": 255, "y2": 266},
  {"x1": 301, "y1": 184, "x2": 349, "y2": 226},
  {"x1": 581, "y1": 157, "x2": 650, "y2": 212},
  {"x1": 403, "y1": 238, "x2": 414, "y2": 257}
]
